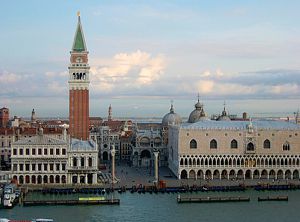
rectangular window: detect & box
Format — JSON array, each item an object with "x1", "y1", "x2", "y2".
[
  {"x1": 56, "y1": 149, "x2": 60, "y2": 155},
  {"x1": 44, "y1": 149, "x2": 48, "y2": 155},
  {"x1": 13, "y1": 164, "x2": 17, "y2": 171},
  {"x1": 26, "y1": 148, "x2": 30, "y2": 155},
  {"x1": 50, "y1": 149, "x2": 53, "y2": 155},
  {"x1": 44, "y1": 164, "x2": 48, "y2": 171},
  {"x1": 38, "y1": 164, "x2": 42, "y2": 171},
  {"x1": 62, "y1": 149, "x2": 66, "y2": 155},
  {"x1": 19, "y1": 164, "x2": 24, "y2": 171},
  {"x1": 32, "y1": 164, "x2": 36, "y2": 171},
  {"x1": 32, "y1": 148, "x2": 36, "y2": 155},
  {"x1": 13, "y1": 149, "x2": 17, "y2": 155},
  {"x1": 19, "y1": 149, "x2": 23, "y2": 155},
  {"x1": 50, "y1": 163, "x2": 54, "y2": 171},
  {"x1": 56, "y1": 163, "x2": 60, "y2": 171},
  {"x1": 25, "y1": 164, "x2": 30, "y2": 171},
  {"x1": 38, "y1": 149, "x2": 42, "y2": 155},
  {"x1": 62, "y1": 163, "x2": 66, "y2": 171}
]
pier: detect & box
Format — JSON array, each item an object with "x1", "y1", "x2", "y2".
[
  {"x1": 177, "y1": 196, "x2": 250, "y2": 203},
  {"x1": 258, "y1": 196, "x2": 288, "y2": 201},
  {"x1": 23, "y1": 199, "x2": 120, "y2": 206}
]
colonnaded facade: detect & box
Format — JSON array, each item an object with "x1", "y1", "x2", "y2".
[
  {"x1": 68, "y1": 138, "x2": 98, "y2": 184},
  {"x1": 11, "y1": 128, "x2": 69, "y2": 185},
  {"x1": 168, "y1": 100, "x2": 300, "y2": 180}
]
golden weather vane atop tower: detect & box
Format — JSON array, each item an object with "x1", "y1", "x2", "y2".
[{"x1": 77, "y1": 11, "x2": 80, "y2": 17}]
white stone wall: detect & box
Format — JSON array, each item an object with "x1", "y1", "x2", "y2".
[
  {"x1": 67, "y1": 150, "x2": 98, "y2": 184},
  {"x1": 11, "y1": 144, "x2": 69, "y2": 184}
]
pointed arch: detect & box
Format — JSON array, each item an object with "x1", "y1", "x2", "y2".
[
  {"x1": 181, "y1": 170, "x2": 188, "y2": 179},
  {"x1": 210, "y1": 139, "x2": 218, "y2": 149},
  {"x1": 213, "y1": 170, "x2": 220, "y2": 180},
  {"x1": 263, "y1": 139, "x2": 271, "y2": 149},
  {"x1": 231, "y1": 139, "x2": 238, "y2": 149},
  {"x1": 190, "y1": 139, "x2": 197, "y2": 149}
]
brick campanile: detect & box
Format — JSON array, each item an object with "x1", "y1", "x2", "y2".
[{"x1": 68, "y1": 13, "x2": 90, "y2": 141}]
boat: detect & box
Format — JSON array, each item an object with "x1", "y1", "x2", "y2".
[
  {"x1": 32, "y1": 219, "x2": 54, "y2": 222},
  {"x1": 0, "y1": 219, "x2": 54, "y2": 222},
  {"x1": 3, "y1": 184, "x2": 17, "y2": 208}
]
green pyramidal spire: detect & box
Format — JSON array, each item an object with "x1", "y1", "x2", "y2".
[{"x1": 72, "y1": 13, "x2": 87, "y2": 52}]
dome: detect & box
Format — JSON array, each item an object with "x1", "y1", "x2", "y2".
[
  {"x1": 217, "y1": 105, "x2": 231, "y2": 121},
  {"x1": 162, "y1": 104, "x2": 182, "y2": 126},
  {"x1": 217, "y1": 115, "x2": 231, "y2": 121},
  {"x1": 188, "y1": 99, "x2": 208, "y2": 123}
]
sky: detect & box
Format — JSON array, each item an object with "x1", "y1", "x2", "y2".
[{"x1": 1, "y1": 0, "x2": 300, "y2": 118}]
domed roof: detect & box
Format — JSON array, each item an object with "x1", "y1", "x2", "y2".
[
  {"x1": 217, "y1": 104, "x2": 231, "y2": 121},
  {"x1": 162, "y1": 104, "x2": 182, "y2": 126},
  {"x1": 188, "y1": 98, "x2": 208, "y2": 123}
]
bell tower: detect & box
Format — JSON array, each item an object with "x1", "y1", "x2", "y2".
[{"x1": 68, "y1": 12, "x2": 90, "y2": 140}]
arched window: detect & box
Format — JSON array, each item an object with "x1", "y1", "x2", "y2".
[
  {"x1": 283, "y1": 142, "x2": 290, "y2": 151},
  {"x1": 210, "y1": 139, "x2": 217, "y2": 149},
  {"x1": 231, "y1": 139, "x2": 238, "y2": 149},
  {"x1": 263, "y1": 139, "x2": 271, "y2": 149},
  {"x1": 180, "y1": 159, "x2": 183, "y2": 166},
  {"x1": 247, "y1": 142, "x2": 254, "y2": 151},
  {"x1": 190, "y1": 139, "x2": 197, "y2": 149}
]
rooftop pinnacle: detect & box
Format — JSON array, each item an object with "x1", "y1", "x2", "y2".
[{"x1": 72, "y1": 12, "x2": 87, "y2": 52}]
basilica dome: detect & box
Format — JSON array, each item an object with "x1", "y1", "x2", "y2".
[
  {"x1": 217, "y1": 105, "x2": 231, "y2": 121},
  {"x1": 162, "y1": 104, "x2": 182, "y2": 126},
  {"x1": 188, "y1": 99, "x2": 208, "y2": 123}
]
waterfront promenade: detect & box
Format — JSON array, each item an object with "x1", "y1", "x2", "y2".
[
  {"x1": 102, "y1": 163, "x2": 300, "y2": 189},
  {"x1": 17, "y1": 163, "x2": 300, "y2": 191}
]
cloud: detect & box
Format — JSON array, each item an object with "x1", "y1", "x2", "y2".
[
  {"x1": 196, "y1": 80, "x2": 214, "y2": 94},
  {"x1": 0, "y1": 71, "x2": 22, "y2": 83},
  {"x1": 176, "y1": 69, "x2": 300, "y2": 99},
  {"x1": 45, "y1": 71, "x2": 68, "y2": 78},
  {"x1": 47, "y1": 81, "x2": 66, "y2": 94},
  {"x1": 90, "y1": 50, "x2": 166, "y2": 92}
]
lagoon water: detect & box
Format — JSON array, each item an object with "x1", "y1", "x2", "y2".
[{"x1": 1, "y1": 190, "x2": 300, "y2": 222}]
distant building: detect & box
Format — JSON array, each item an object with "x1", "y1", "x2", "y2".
[
  {"x1": 0, "y1": 107, "x2": 9, "y2": 128},
  {"x1": 89, "y1": 117, "x2": 103, "y2": 129},
  {"x1": 0, "y1": 128, "x2": 14, "y2": 168},
  {"x1": 31, "y1": 109, "x2": 37, "y2": 123},
  {"x1": 1, "y1": 126, "x2": 66, "y2": 169},
  {"x1": 120, "y1": 131, "x2": 133, "y2": 161},
  {"x1": 131, "y1": 123, "x2": 167, "y2": 167}
]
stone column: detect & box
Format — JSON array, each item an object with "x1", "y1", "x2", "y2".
[
  {"x1": 153, "y1": 151, "x2": 159, "y2": 183},
  {"x1": 93, "y1": 173, "x2": 97, "y2": 184},
  {"x1": 86, "y1": 156, "x2": 89, "y2": 168},
  {"x1": 111, "y1": 145, "x2": 116, "y2": 184},
  {"x1": 77, "y1": 158, "x2": 80, "y2": 168}
]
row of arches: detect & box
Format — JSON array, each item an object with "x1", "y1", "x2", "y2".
[
  {"x1": 13, "y1": 175, "x2": 66, "y2": 184},
  {"x1": 72, "y1": 72, "x2": 86, "y2": 80},
  {"x1": 179, "y1": 156, "x2": 300, "y2": 168},
  {"x1": 138, "y1": 137, "x2": 162, "y2": 147},
  {"x1": 190, "y1": 139, "x2": 218, "y2": 149},
  {"x1": 189, "y1": 139, "x2": 289, "y2": 150},
  {"x1": 180, "y1": 169, "x2": 300, "y2": 180}
]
